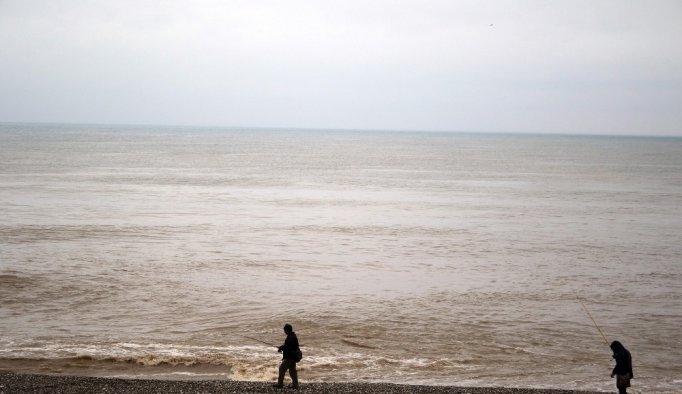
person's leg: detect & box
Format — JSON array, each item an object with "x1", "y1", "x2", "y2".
[
  {"x1": 289, "y1": 361, "x2": 299, "y2": 388},
  {"x1": 616, "y1": 376, "x2": 629, "y2": 394},
  {"x1": 276, "y1": 361, "x2": 287, "y2": 387}
]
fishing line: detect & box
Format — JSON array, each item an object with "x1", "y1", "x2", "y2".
[{"x1": 574, "y1": 291, "x2": 610, "y2": 346}]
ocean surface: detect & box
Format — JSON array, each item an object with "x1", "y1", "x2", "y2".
[{"x1": 1, "y1": 123, "x2": 680, "y2": 392}]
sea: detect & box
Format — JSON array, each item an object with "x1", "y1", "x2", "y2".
[{"x1": 1, "y1": 123, "x2": 680, "y2": 392}]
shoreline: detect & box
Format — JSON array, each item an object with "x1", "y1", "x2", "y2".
[{"x1": 0, "y1": 373, "x2": 604, "y2": 394}]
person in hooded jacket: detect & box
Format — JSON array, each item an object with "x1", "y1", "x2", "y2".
[
  {"x1": 610, "y1": 340, "x2": 633, "y2": 394},
  {"x1": 273, "y1": 324, "x2": 300, "y2": 389}
]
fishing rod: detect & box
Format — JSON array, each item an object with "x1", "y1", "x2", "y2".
[
  {"x1": 573, "y1": 292, "x2": 652, "y2": 370},
  {"x1": 243, "y1": 335, "x2": 305, "y2": 348},
  {"x1": 574, "y1": 291, "x2": 610, "y2": 346},
  {"x1": 243, "y1": 335, "x2": 279, "y2": 348}
]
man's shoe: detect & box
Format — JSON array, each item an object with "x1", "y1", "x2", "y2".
[
  {"x1": 288, "y1": 384, "x2": 299, "y2": 390},
  {"x1": 272, "y1": 384, "x2": 284, "y2": 389}
]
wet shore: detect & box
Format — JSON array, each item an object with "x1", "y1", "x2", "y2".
[{"x1": 0, "y1": 373, "x2": 604, "y2": 393}]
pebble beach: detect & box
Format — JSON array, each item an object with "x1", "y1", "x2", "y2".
[{"x1": 0, "y1": 373, "x2": 604, "y2": 394}]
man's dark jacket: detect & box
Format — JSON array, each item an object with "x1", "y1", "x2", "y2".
[
  {"x1": 279, "y1": 332, "x2": 299, "y2": 361},
  {"x1": 612, "y1": 348, "x2": 634, "y2": 378}
]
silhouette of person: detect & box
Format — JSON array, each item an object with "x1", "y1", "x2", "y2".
[
  {"x1": 610, "y1": 341, "x2": 633, "y2": 394},
  {"x1": 273, "y1": 323, "x2": 300, "y2": 389}
]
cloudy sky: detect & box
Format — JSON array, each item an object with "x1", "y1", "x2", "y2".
[{"x1": 1, "y1": 1, "x2": 680, "y2": 135}]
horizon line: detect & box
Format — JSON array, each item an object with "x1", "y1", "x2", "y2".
[{"x1": 1, "y1": 120, "x2": 680, "y2": 139}]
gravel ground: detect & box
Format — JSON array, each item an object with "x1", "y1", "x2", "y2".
[{"x1": 0, "y1": 373, "x2": 604, "y2": 394}]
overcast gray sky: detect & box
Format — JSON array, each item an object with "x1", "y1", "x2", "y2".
[{"x1": 1, "y1": 1, "x2": 681, "y2": 135}]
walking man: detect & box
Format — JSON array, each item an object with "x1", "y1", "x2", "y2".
[{"x1": 273, "y1": 323, "x2": 300, "y2": 389}]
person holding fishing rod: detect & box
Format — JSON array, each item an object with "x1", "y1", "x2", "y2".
[
  {"x1": 274, "y1": 323, "x2": 301, "y2": 389},
  {"x1": 576, "y1": 292, "x2": 634, "y2": 393},
  {"x1": 610, "y1": 341, "x2": 633, "y2": 394},
  {"x1": 243, "y1": 324, "x2": 302, "y2": 389}
]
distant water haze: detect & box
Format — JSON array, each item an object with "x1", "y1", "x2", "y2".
[{"x1": 0, "y1": 124, "x2": 680, "y2": 391}]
